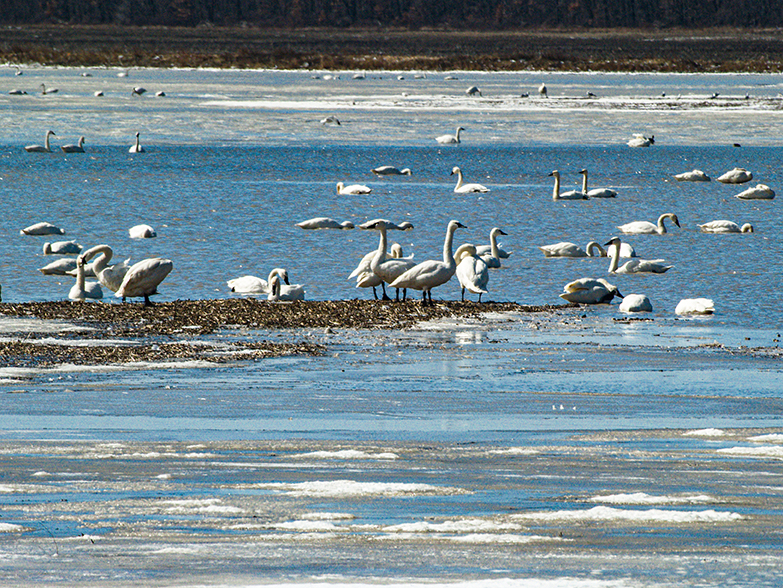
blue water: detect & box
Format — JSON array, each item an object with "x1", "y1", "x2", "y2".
[{"x1": 0, "y1": 66, "x2": 782, "y2": 587}]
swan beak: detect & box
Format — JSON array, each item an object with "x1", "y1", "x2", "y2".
[
  {"x1": 457, "y1": 222, "x2": 467, "y2": 229},
  {"x1": 615, "y1": 290, "x2": 624, "y2": 299},
  {"x1": 548, "y1": 171, "x2": 554, "y2": 177},
  {"x1": 498, "y1": 229, "x2": 508, "y2": 236}
]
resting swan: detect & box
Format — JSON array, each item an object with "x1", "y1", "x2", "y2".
[
  {"x1": 675, "y1": 169, "x2": 710, "y2": 182},
  {"x1": 579, "y1": 169, "x2": 617, "y2": 198},
  {"x1": 228, "y1": 268, "x2": 288, "y2": 295},
  {"x1": 539, "y1": 241, "x2": 604, "y2": 258},
  {"x1": 675, "y1": 298, "x2": 714, "y2": 315},
  {"x1": 390, "y1": 220, "x2": 466, "y2": 305},
  {"x1": 627, "y1": 134, "x2": 654, "y2": 147},
  {"x1": 68, "y1": 254, "x2": 103, "y2": 301},
  {"x1": 617, "y1": 213, "x2": 680, "y2": 235},
  {"x1": 296, "y1": 217, "x2": 355, "y2": 230},
  {"x1": 436, "y1": 126, "x2": 464, "y2": 144},
  {"x1": 716, "y1": 167, "x2": 752, "y2": 184},
  {"x1": 735, "y1": 184, "x2": 775, "y2": 200},
  {"x1": 372, "y1": 166, "x2": 412, "y2": 176},
  {"x1": 605, "y1": 236, "x2": 672, "y2": 274},
  {"x1": 549, "y1": 170, "x2": 587, "y2": 200},
  {"x1": 25, "y1": 130, "x2": 56, "y2": 153},
  {"x1": 455, "y1": 243, "x2": 489, "y2": 302},
  {"x1": 360, "y1": 219, "x2": 418, "y2": 301},
  {"x1": 336, "y1": 182, "x2": 372, "y2": 195},
  {"x1": 698, "y1": 220, "x2": 753, "y2": 233},
  {"x1": 115, "y1": 257, "x2": 173, "y2": 305},
  {"x1": 43, "y1": 240, "x2": 82, "y2": 255},
  {"x1": 619, "y1": 293, "x2": 653, "y2": 313},
  {"x1": 452, "y1": 166, "x2": 489, "y2": 193},
  {"x1": 560, "y1": 278, "x2": 622, "y2": 304},
  {"x1": 129, "y1": 224, "x2": 156, "y2": 239},
  {"x1": 21, "y1": 221, "x2": 65, "y2": 236},
  {"x1": 61, "y1": 136, "x2": 85, "y2": 153},
  {"x1": 79, "y1": 244, "x2": 131, "y2": 292}
]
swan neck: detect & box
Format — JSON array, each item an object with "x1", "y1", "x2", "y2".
[
  {"x1": 552, "y1": 174, "x2": 560, "y2": 199},
  {"x1": 657, "y1": 215, "x2": 668, "y2": 233},
  {"x1": 607, "y1": 244, "x2": 620, "y2": 273},
  {"x1": 443, "y1": 225, "x2": 457, "y2": 265},
  {"x1": 372, "y1": 226, "x2": 388, "y2": 269},
  {"x1": 581, "y1": 172, "x2": 588, "y2": 193},
  {"x1": 454, "y1": 170, "x2": 464, "y2": 189},
  {"x1": 490, "y1": 230, "x2": 500, "y2": 257}
]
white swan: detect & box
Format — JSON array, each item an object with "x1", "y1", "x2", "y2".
[
  {"x1": 21, "y1": 221, "x2": 65, "y2": 236},
  {"x1": 436, "y1": 126, "x2": 464, "y2": 144},
  {"x1": 455, "y1": 243, "x2": 489, "y2": 302},
  {"x1": 674, "y1": 169, "x2": 710, "y2": 182},
  {"x1": 735, "y1": 184, "x2": 775, "y2": 200},
  {"x1": 68, "y1": 254, "x2": 103, "y2": 301},
  {"x1": 336, "y1": 182, "x2": 371, "y2": 195},
  {"x1": 371, "y1": 166, "x2": 412, "y2": 176},
  {"x1": 43, "y1": 240, "x2": 82, "y2": 255},
  {"x1": 320, "y1": 115, "x2": 340, "y2": 125},
  {"x1": 539, "y1": 241, "x2": 604, "y2": 258},
  {"x1": 296, "y1": 217, "x2": 355, "y2": 230},
  {"x1": 617, "y1": 213, "x2": 680, "y2": 235},
  {"x1": 61, "y1": 136, "x2": 85, "y2": 153},
  {"x1": 698, "y1": 220, "x2": 753, "y2": 233},
  {"x1": 675, "y1": 298, "x2": 715, "y2": 316},
  {"x1": 350, "y1": 242, "x2": 409, "y2": 299},
  {"x1": 390, "y1": 220, "x2": 466, "y2": 305},
  {"x1": 549, "y1": 170, "x2": 588, "y2": 200},
  {"x1": 451, "y1": 166, "x2": 490, "y2": 193},
  {"x1": 129, "y1": 132, "x2": 145, "y2": 153},
  {"x1": 559, "y1": 278, "x2": 622, "y2": 304},
  {"x1": 79, "y1": 245, "x2": 131, "y2": 292},
  {"x1": 115, "y1": 258, "x2": 173, "y2": 305},
  {"x1": 25, "y1": 130, "x2": 56, "y2": 153},
  {"x1": 477, "y1": 227, "x2": 508, "y2": 268},
  {"x1": 466, "y1": 86, "x2": 482, "y2": 96},
  {"x1": 619, "y1": 293, "x2": 653, "y2": 313},
  {"x1": 716, "y1": 167, "x2": 752, "y2": 184},
  {"x1": 627, "y1": 133, "x2": 654, "y2": 147},
  {"x1": 40, "y1": 83, "x2": 58, "y2": 95},
  {"x1": 579, "y1": 169, "x2": 617, "y2": 198},
  {"x1": 129, "y1": 224, "x2": 157, "y2": 238},
  {"x1": 360, "y1": 219, "x2": 418, "y2": 300},
  {"x1": 268, "y1": 273, "x2": 305, "y2": 301},
  {"x1": 39, "y1": 258, "x2": 78, "y2": 275},
  {"x1": 538, "y1": 83, "x2": 547, "y2": 97},
  {"x1": 606, "y1": 240, "x2": 637, "y2": 258},
  {"x1": 228, "y1": 268, "x2": 288, "y2": 295},
  {"x1": 605, "y1": 236, "x2": 672, "y2": 274},
  {"x1": 475, "y1": 227, "x2": 512, "y2": 259}
]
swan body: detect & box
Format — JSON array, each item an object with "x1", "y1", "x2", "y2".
[
  {"x1": 560, "y1": 278, "x2": 622, "y2": 304},
  {"x1": 131, "y1": 86, "x2": 147, "y2": 96},
  {"x1": 606, "y1": 240, "x2": 637, "y2": 258},
  {"x1": 79, "y1": 245, "x2": 131, "y2": 292},
  {"x1": 478, "y1": 227, "x2": 508, "y2": 268},
  {"x1": 320, "y1": 115, "x2": 340, "y2": 125},
  {"x1": 698, "y1": 220, "x2": 753, "y2": 233},
  {"x1": 296, "y1": 217, "x2": 355, "y2": 230},
  {"x1": 675, "y1": 169, "x2": 710, "y2": 182},
  {"x1": 605, "y1": 237, "x2": 672, "y2": 274},
  {"x1": 549, "y1": 170, "x2": 588, "y2": 200},
  {"x1": 539, "y1": 241, "x2": 604, "y2": 258},
  {"x1": 129, "y1": 132, "x2": 145, "y2": 153},
  {"x1": 39, "y1": 258, "x2": 78, "y2": 275},
  {"x1": 617, "y1": 213, "x2": 680, "y2": 235},
  {"x1": 538, "y1": 83, "x2": 547, "y2": 97},
  {"x1": 8, "y1": 89, "x2": 27, "y2": 95},
  {"x1": 451, "y1": 166, "x2": 490, "y2": 193},
  {"x1": 455, "y1": 244, "x2": 489, "y2": 302},
  {"x1": 25, "y1": 130, "x2": 56, "y2": 153},
  {"x1": 43, "y1": 240, "x2": 82, "y2": 255},
  {"x1": 21, "y1": 221, "x2": 65, "y2": 236},
  {"x1": 390, "y1": 220, "x2": 466, "y2": 305},
  {"x1": 735, "y1": 184, "x2": 775, "y2": 200},
  {"x1": 61, "y1": 136, "x2": 85, "y2": 153},
  {"x1": 129, "y1": 224, "x2": 157, "y2": 238},
  {"x1": 466, "y1": 86, "x2": 482, "y2": 96},
  {"x1": 336, "y1": 182, "x2": 371, "y2": 195},
  {"x1": 115, "y1": 258, "x2": 173, "y2": 305},
  {"x1": 350, "y1": 242, "x2": 409, "y2": 299},
  {"x1": 68, "y1": 254, "x2": 103, "y2": 301},
  {"x1": 676, "y1": 298, "x2": 715, "y2": 316},
  {"x1": 372, "y1": 166, "x2": 412, "y2": 176},
  {"x1": 627, "y1": 133, "x2": 654, "y2": 147},
  {"x1": 268, "y1": 274, "x2": 305, "y2": 301},
  {"x1": 580, "y1": 169, "x2": 617, "y2": 198},
  {"x1": 717, "y1": 167, "x2": 752, "y2": 184},
  {"x1": 619, "y1": 293, "x2": 653, "y2": 313},
  {"x1": 436, "y1": 126, "x2": 464, "y2": 144},
  {"x1": 361, "y1": 219, "x2": 418, "y2": 300},
  {"x1": 228, "y1": 268, "x2": 288, "y2": 295}
]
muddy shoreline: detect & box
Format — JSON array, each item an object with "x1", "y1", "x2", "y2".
[{"x1": 3, "y1": 25, "x2": 783, "y2": 72}]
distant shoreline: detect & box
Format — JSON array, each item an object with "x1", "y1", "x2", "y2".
[{"x1": 3, "y1": 25, "x2": 783, "y2": 73}]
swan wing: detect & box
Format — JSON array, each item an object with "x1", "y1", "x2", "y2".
[{"x1": 115, "y1": 258, "x2": 172, "y2": 298}]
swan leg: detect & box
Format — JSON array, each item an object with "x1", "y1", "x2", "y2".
[
  {"x1": 372, "y1": 286, "x2": 378, "y2": 300},
  {"x1": 461, "y1": 287, "x2": 466, "y2": 302},
  {"x1": 381, "y1": 282, "x2": 391, "y2": 301},
  {"x1": 478, "y1": 292, "x2": 483, "y2": 303},
  {"x1": 143, "y1": 295, "x2": 153, "y2": 307}
]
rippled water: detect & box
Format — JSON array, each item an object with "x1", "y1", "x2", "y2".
[{"x1": 0, "y1": 66, "x2": 782, "y2": 587}]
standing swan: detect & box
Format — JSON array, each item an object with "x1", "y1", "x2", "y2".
[
  {"x1": 61, "y1": 136, "x2": 85, "y2": 153},
  {"x1": 129, "y1": 132, "x2": 145, "y2": 153},
  {"x1": 68, "y1": 254, "x2": 103, "y2": 301},
  {"x1": 436, "y1": 126, "x2": 464, "y2": 144},
  {"x1": 617, "y1": 213, "x2": 680, "y2": 235},
  {"x1": 390, "y1": 220, "x2": 466, "y2": 306},
  {"x1": 79, "y1": 244, "x2": 131, "y2": 292},
  {"x1": 25, "y1": 130, "x2": 56, "y2": 153},
  {"x1": 605, "y1": 236, "x2": 672, "y2": 274},
  {"x1": 115, "y1": 258, "x2": 173, "y2": 305},
  {"x1": 579, "y1": 169, "x2": 617, "y2": 198},
  {"x1": 455, "y1": 244, "x2": 489, "y2": 302},
  {"x1": 451, "y1": 166, "x2": 490, "y2": 193},
  {"x1": 361, "y1": 219, "x2": 418, "y2": 301},
  {"x1": 549, "y1": 170, "x2": 588, "y2": 200}
]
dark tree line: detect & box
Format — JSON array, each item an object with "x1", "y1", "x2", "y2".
[{"x1": 2, "y1": 0, "x2": 782, "y2": 28}]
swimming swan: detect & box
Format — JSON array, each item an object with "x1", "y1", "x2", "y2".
[
  {"x1": 675, "y1": 169, "x2": 711, "y2": 182},
  {"x1": 477, "y1": 227, "x2": 508, "y2": 268},
  {"x1": 296, "y1": 217, "x2": 355, "y2": 230},
  {"x1": 360, "y1": 219, "x2": 418, "y2": 300},
  {"x1": 115, "y1": 257, "x2": 173, "y2": 305},
  {"x1": 336, "y1": 182, "x2": 372, "y2": 195},
  {"x1": 735, "y1": 184, "x2": 775, "y2": 200},
  {"x1": 716, "y1": 167, "x2": 752, "y2": 184},
  {"x1": 43, "y1": 240, "x2": 82, "y2": 255},
  {"x1": 697, "y1": 220, "x2": 753, "y2": 233},
  {"x1": 476, "y1": 227, "x2": 512, "y2": 259},
  {"x1": 617, "y1": 213, "x2": 680, "y2": 235},
  {"x1": 228, "y1": 268, "x2": 288, "y2": 295},
  {"x1": 129, "y1": 224, "x2": 157, "y2": 238},
  {"x1": 619, "y1": 293, "x2": 653, "y2": 313},
  {"x1": 40, "y1": 83, "x2": 58, "y2": 95},
  {"x1": 559, "y1": 277, "x2": 623, "y2": 304},
  {"x1": 79, "y1": 244, "x2": 131, "y2": 292},
  {"x1": 549, "y1": 170, "x2": 588, "y2": 200},
  {"x1": 675, "y1": 298, "x2": 715, "y2": 315},
  {"x1": 68, "y1": 254, "x2": 103, "y2": 301},
  {"x1": 539, "y1": 241, "x2": 604, "y2": 258},
  {"x1": 455, "y1": 243, "x2": 489, "y2": 302},
  {"x1": 129, "y1": 132, "x2": 145, "y2": 153},
  {"x1": 579, "y1": 169, "x2": 617, "y2": 198},
  {"x1": 605, "y1": 236, "x2": 672, "y2": 274},
  {"x1": 25, "y1": 130, "x2": 56, "y2": 153},
  {"x1": 61, "y1": 136, "x2": 85, "y2": 153},
  {"x1": 21, "y1": 221, "x2": 65, "y2": 236},
  {"x1": 436, "y1": 126, "x2": 464, "y2": 144},
  {"x1": 451, "y1": 166, "x2": 490, "y2": 193},
  {"x1": 390, "y1": 220, "x2": 466, "y2": 305},
  {"x1": 627, "y1": 134, "x2": 654, "y2": 147},
  {"x1": 372, "y1": 166, "x2": 412, "y2": 176},
  {"x1": 268, "y1": 273, "x2": 305, "y2": 301}
]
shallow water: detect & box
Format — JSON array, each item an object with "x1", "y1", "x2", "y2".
[{"x1": 0, "y1": 66, "x2": 782, "y2": 587}]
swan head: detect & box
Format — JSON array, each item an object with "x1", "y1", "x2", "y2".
[
  {"x1": 548, "y1": 170, "x2": 560, "y2": 178},
  {"x1": 340, "y1": 221, "x2": 355, "y2": 229},
  {"x1": 448, "y1": 220, "x2": 467, "y2": 232},
  {"x1": 451, "y1": 166, "x2": 462, "y2": 176},
  {"x1": 400, "y1": 168, "x2": 412, "y2": 175},
  {"x1": 741, "y1": 223, "x2": 754, "y2": 233},
  {"x1": 396, "y1": 221, "x2": 414, "y2": 231},
  {"x1": 579, "y1": 169, "x2": 587, "y2": 175},
  {"x1": 603, "y1": 236, "x2": 622, "y2": 248},
  {"x1": 668, "y1": 213, "x2": 681, "y2": 228},
  {"x1": 47, "y1": 130, "x2": 56, "y2": 137},
  {"x1": 490, "y1": 227, "x2": 508, "y2": 237},
  {"x1": 390, "y1": 243, "x2": 403, "y2": 258},
  {"x1": 454, "y1": 243, "x2": 477, "y2": 263}
]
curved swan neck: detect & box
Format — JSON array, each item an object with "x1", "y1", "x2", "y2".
[
  {"x1": 454, "y1": 169, "x2": 464, "y2": 189},
  {"x1": 607, "y1": 241, "x2": 620, "y2": 273},
  {"x1": 443, "y1": 223, "x2": 460, "y2": 265},
  {"x1": 586, "y1": 241, "x2": 605, "y2": 257},
  {"x1": 455, "y1": 127, "x2": 462, "y2": 141}
]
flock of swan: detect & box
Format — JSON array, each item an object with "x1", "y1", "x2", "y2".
[{"x1": 24, "y1": 129, "x2": 146, "y2": 154}]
